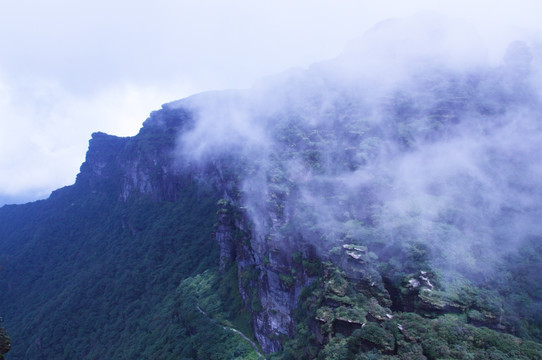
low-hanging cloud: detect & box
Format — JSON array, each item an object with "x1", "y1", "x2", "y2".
[
  {"x1": 176, "y1": 13, "x2": 542, "y2": 286},
  {"x1": 0, "y1": 74, "x2": 182, "y2": 203}
]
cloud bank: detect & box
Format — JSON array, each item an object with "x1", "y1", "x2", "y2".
[
  {"x1": 177, "y1": 14, "x2": 542, "y2": 282},
  {"x1": 0, "y1": 75, "x2": 179, "y2": 202},
  {"x1": 3, "y1": 0, "x2": 542, "y2": 205}
]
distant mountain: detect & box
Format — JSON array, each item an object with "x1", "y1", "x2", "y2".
[
  {"x1": 0, "y1": 194, "x2": 43, "y2": 208},
  {"x1": 1, "y1": 14, "x2": 542, "y2": 359}
]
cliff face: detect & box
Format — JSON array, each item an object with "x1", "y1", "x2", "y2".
[
  {"x1": 75, "y1": 105, "x2": 193, "y2": 202},
  {"x1": 212, "y1": 173, "x2": 307, "y2": 352},
  {"x1": 215, "y1": 202, "x2": 319, "y2": 352},
  {"x1": 214, "y1": 190, "x2": 395, "y2": 353},
  {"x1": 71, "y1": 103, "x2": 305, "y2": 353}
]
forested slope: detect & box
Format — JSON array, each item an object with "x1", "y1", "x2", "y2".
[{"x1": 0, "y1": 111, "x2": 261, "y2": 359}]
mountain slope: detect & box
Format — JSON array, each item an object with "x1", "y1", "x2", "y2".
[{"x1": 0, "y1": 108, "x2": 261, "y2": 359}]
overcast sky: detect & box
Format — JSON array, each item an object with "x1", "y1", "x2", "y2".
[{"x1": 1, "y1": 0, "x2": 541, "y2": 205}]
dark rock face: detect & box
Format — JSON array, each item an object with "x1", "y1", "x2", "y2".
[
  {"x1": 0, "y1": 327, "x2": 10, "y2": 360},
  {"x1": 76, "y1": 104, "x2": 194, "y2": 202},
  {"x1": 216, "y1": 199, "x2": 236, "y2": 270},
  {"x1": 215, "y1": 200, "x2": 301, "y2": 352},
  {"x1": 212, "y1": 183, "x2": 321, "y2": 352},
  {"x1": 77, "y1": 132, "x2": 130, "y2": 192},
  {"x1": 214, "y1": 192, "x2": 397, "y2": 353}
]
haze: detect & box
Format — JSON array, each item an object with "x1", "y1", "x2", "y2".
[{"x1": 1, "y1": 0, "x2": 542, "y2": 205}]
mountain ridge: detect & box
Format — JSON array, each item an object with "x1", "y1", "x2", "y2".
[{"x1": 2, "y1": 14, "x2": 542, "y2": 359}]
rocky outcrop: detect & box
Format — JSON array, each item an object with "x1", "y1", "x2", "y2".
[
  {"x1": 0, "y1": 327, "x2": 10, "y2": 360},
  {"x1": 215, "y1": 193, "x2": 398, "y2": 354},
  {"x1": 214, "y1": 193, "x2": 322, "y2": 352},
  {"x1": 75, "y1": 104, "x2": 195, "y2": 202},
  {"x1": 314, "y1": 246, "x2": 394, "y2": 343}
]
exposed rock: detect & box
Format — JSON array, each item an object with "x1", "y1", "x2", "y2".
[
  {"x1": 76, "y1": 106, "x2": 194, "y2": 202},
  {"x1": 0, "y1": 327, "x2": 10, "y2": 360},
  {"x1": 408, "y1": 278, "x2": 420, "y2": 288}
]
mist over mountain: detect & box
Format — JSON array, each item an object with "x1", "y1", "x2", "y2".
[
  {"x1": 179, "y1": 12, "x2": 542, "y2": 286},
  {"x1": 1, "y1": 13, "x2": 542, "y2": 359}
]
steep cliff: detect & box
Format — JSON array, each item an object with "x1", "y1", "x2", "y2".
[{"x1": 76, "y1": 104, "x2": 194, "y2": 202}]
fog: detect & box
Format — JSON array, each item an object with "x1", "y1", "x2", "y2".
[
  {"x1": 3, "y1": 0, "x2": 542, "y2": 206},
  {"x1": 176, "y1": 13, "x2": 542, "y2": 287}
]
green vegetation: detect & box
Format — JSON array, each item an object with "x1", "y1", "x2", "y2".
[
  {"x1": 173, "y1": 266, "x2": 261, "y2": 359},
  {"x1": 1, "y1": 38, "x2": 542, "y2": 359},
  {"x1": 0, "y1": 175, "x2": 259, "y2": 358},
  {"x1": 274, "y1": 263, "x2": 542, "y2": 359}
]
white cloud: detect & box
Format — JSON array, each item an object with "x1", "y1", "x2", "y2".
[
  {"x1": 0, "y1": 73, "x2": 188, "y2": 200},
  {"x1": 1, "y1": 0, "x2": 542, "y2": 204}
]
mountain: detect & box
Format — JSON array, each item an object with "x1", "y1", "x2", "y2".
[{"x1": 2, "y1": 14, "x2": 542, "y2": 359}]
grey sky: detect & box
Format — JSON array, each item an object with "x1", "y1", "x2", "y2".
[{"x1": 1, "y1": 0, "x2": 541, "y2": 205}]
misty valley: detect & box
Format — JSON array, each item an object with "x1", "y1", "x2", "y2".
[{"x1": 2, "y1": 14, "x2": 542, "y2": 360}]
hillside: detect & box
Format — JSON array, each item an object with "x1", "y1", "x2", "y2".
[{"x1": 2, "y1": 15, "x2": 542, "y2": 359}]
